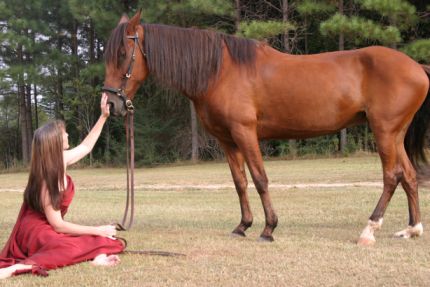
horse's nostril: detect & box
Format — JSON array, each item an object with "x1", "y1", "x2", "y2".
[{"x1": 108, "y1": 102, "x2": 115, "y2": 114}]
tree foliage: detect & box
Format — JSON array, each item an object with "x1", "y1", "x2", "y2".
[
  {"x1": 238, "y1": 20, "x2": 295, "y2": 40},
  {"x1": 320, "y1": 13, "x2": 401, "y2": 45},
  {"x1": 402, "y1": 39, "x2": 430, "y2": 62},
  {"x1": 297, "y1": 0, "x2": 336, "y2": 15}
]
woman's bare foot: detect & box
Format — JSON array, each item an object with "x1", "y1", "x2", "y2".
[
  {"x1": 0, "y1": 264, "x2": 33, "y2": 279},
  {"x1": 91, "y1": 254, "x2": 120, "y2": 266},
  {"x1": 0, "y1": 268, "x2": 12, "y2": 280}
]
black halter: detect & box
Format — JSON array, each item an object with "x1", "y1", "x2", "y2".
[{"x1": 102, "y1": 32, "x2": 146, "y2": 112}]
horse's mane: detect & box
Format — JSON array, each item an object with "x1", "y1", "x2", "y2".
[
  {"x1": 105, "y1": 23, "x2": 257, "y2": 98},
  {"x1": 105, "y1": 23, "x2": 128, "y2": 69}
]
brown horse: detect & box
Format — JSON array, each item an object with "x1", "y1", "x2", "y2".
[{"x1": 103, "y1": 11, "x2": 430, "y2": 244}]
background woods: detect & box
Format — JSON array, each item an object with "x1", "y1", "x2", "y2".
[{"x1": 0, "y1": 0, "x2": 429, "y2": 169}]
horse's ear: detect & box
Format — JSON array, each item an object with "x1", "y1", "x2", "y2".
[
  {"x1": 118, "y1": 13, "x2": 129, "y2": 25},
  {"x1": 127, "y1": 9, "x2": 142, "y2": 33}
]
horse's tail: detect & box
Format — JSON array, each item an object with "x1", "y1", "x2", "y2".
[{"x1": 404, "y1": 65, "x2": 430, "y2": 171}]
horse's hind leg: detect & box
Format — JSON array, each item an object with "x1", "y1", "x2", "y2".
[
  {"x1": 220, "y1": 142, "x2": 253, "y2": 237},
  {"x1": 394, "y1": 146, "x2": 423, "y2": 238},
  {"x1": 358, "y1": 133, "x2": 402, "y2": 246},
  {"x1": 358, "y1": 130, "x2": 424, "y2": 245},
  {"x1": 230, "y1": 127, "x2": 278, "y2": 241}
]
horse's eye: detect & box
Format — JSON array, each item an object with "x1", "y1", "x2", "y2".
[{"x1": 118, "y1": 51, "x2": 126, "y2": 63}]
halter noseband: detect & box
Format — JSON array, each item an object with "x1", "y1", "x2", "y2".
[{"x1": 102, "y1": 32, "x2": 146, "y2": 112}]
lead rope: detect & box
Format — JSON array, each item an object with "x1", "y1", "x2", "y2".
[
  {"x1": 109, "y1": 77, "x2": 184, "y2": 256},
  {"x1": 118, "y1": 109, "x2": 135, "y2": 230},
  {"x1": 115, "y1": 108, "x2": 185, "y2": 257},
  {"x1": 128, "y1": 110, "x2": 135, "y2": 229}
]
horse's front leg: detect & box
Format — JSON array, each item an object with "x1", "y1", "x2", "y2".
[
  {"x1": 220, "y1": 141, "x2": 253, "y2": 237},
  {"x1": 230, "y1": 126, "x2": 278, "y2": 241}
]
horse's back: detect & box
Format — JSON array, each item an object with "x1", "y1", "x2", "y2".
[
  {"x1": 202, "y1": 45, "x2": 429, "y2": 140},
  {"x1": 248, "y1": 47, "x2": 370, "y2": 138},
  {"x1": 259, "y1": 45, "x2": 428, "y2": 128}
]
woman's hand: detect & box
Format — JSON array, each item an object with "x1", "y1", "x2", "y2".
[
  {"x1": 100, "y1": 93, "x2": 110, "y2": 118},
  {"x1": 95, "y1": 225, "x2": 117, "y2": 238}
]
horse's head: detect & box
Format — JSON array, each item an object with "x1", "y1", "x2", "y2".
[{"x1": 103, "y1": 10, "x2": 148, "y2": 117}]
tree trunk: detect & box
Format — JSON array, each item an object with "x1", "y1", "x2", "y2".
[
  {"x1": 18, "y1": 43, "x2": 30, "y2": 164},
  {"x1": 31, "y1": 33, "x2": 38, "y2": 129},
  {"x1": 89, "y1": 19, "x2": 96, "y2": 166},
  {"x1": 364, "y1": 124, "x2": 369, "y2": 151},
  {"x1": 89, "y1": 20, "x2": 95, "y2": 66},
  {"x1": 24, "y1": 33, "x2": 33, "y2": 148},
  {"x1": 33, "y1": 84, "x2": 38, "y2": 128},
  {"x1": 56, "y1": 36, "x2": 64, "y2": 120},
  {"x1": 72, "y1": 20, "x2": 79, "y2": 74},
  {"x1": 304, "y1": 16, "x2": 308, "y2": 54},
  {"x1": 71, "y1": 19, "x2": 84, "y2": 142},
  {"x1": 339, "y1": 0, "x2": 347, "y2": 153},
  {"x1": 282, "y1": 0, "x2": 290, "y2": 52},
  {"x1": 190, "y1": 101, "x2": 198, "y2": 162},
  {"x1": 25, "y1": 84, "x2": 33, "y2": 144},
  {"x1": 389, "y1": 17, "x2": 397, "y2": 49},
  {"x1": 19, "y1": 84, "x2": 29, "y2": 163},
  {"x1": 282, "y1": 0, "x2": 297, "y2": 157},
  {"x1": 56, "y1": 77, "x2": 64, "y2": 119},
  {"x1": 235, "y1": 0, "x2": 241, "y2": 31}
]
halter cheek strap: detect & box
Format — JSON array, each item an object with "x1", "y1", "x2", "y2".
[{"x1": 102, "y1": 32, "x2": 146, "y2": 112}]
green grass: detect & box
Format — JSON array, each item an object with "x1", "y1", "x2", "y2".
[{"x1": 1, "y1": 155, "x2": 430, "y2": 286}]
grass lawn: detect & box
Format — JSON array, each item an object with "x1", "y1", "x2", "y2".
[{"x1": 1, "y1": 155, "x2": 430, "y2": 286}]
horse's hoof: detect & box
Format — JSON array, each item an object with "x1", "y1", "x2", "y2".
[
  {"x1": 357, "y1": 237, "x2": 375, "y2": 246},
  {"x1": 394, "y1": 223, "x2": 423, "y2": 239},
  {"x1": 258, "y1": 235, "x2": 274, "y2": 242},
  {"x1": 231, "y1": 230, "x2": 246, "y2": 237},
  {"x1": 394, "y1": 230, "x2": 410, "y2": 239}
]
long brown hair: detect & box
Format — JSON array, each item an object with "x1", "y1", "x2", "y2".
[
  {"x1": 24, "y1": 120, "x2": 65, "y2": 213},
  {"x1": 104, "y1": 23, "x2": 257, "y2": 98}
]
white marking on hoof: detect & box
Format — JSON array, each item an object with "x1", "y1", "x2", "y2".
[
  {"x1": 394, "y1": 223, "x2": 423, "y2": 239},
  {"x1": 357, "y1": 219, "x2": 383, "y2": 246},
  {"x1": 357, "y1": 236, "x2": 375, "y2": 246}
]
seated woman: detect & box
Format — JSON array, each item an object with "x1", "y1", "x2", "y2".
[{"x1": 0, "y1": 93, "x2": 124, "y2": 279}]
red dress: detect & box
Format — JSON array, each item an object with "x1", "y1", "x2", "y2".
[{"x1": 0, "y1": 175, "x2": 124, "y2": 276}]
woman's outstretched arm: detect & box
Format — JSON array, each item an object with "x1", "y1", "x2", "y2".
[{"x1": 64, "y1": 93, "x2": 110, "y2": 166}]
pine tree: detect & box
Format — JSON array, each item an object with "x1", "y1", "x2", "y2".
[
  {"x1": 297, "y1": 0, "x2": 336, "y2": 53},
  {"x1": 402, "y1": 39, "x2": 430, "y2": 62},
  {"x1": 320, "y1": 0, "x2": 417, "y2": 47},
  {"x1": 402, "y1": 3, "x2": 430, "y2": 63},
  {"x1": 0, "y1": 0, "x2": 51, "y2": 163}
]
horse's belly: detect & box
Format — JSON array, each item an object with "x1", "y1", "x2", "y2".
[
  {"x1": 252, "y1": 79, "x2": 367, "y2": 138},
  {"x1": 256, "y1": 109, "x2": 366, "y2": 139}
]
